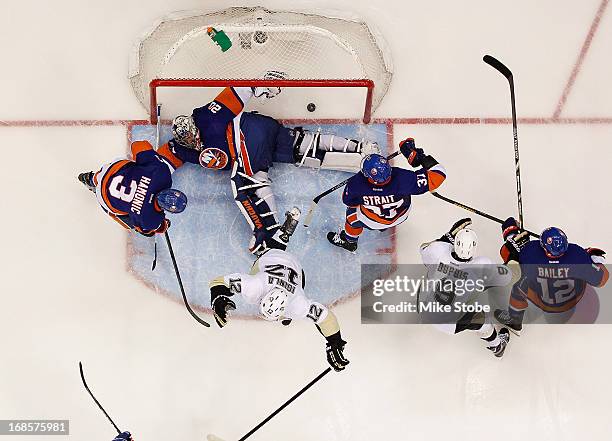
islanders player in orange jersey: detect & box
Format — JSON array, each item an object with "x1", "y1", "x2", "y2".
[
  {"x1": 160, "y1": 71, "x2": 380, "y2": 255},
  {"x1": 327, "y1": 138, "x2": 446, "y2": 252},
  {"x1": 78, "y1": 140, "x2": 189, "y2": 236}
]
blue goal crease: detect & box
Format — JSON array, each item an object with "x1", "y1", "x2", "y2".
[{"x1": 127, "y1": 123, "x2": 394, "y2": 316}]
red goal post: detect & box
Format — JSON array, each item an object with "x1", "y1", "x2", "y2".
[{"x1": 149, "y1": 78, "x2": 375, "y2": 124}]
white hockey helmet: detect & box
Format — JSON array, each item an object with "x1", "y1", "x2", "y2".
[
  {"x1": 259, "y1": 287, "x2": 288, "y2": 321},
  {"x1": 454, "y1": 228, "x2": 478, "y2": 260},
  {"x1": 171, "y1": 115, "x2": 200, "y2": 149}
]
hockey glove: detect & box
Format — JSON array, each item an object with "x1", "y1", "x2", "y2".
[
  {"x1": 250, "y1": 227, "x2": 287, "y2": 256},
  {"x1": 113, "y1": 432, "x2": 133, "y2": 441},
  {"x1": 399, "y1": 138, "x2": 425, "y2": 167},
  {"x1": 155, "y1": 218, "x2": 171, "y2": 234},
  {"x1": 500, "y1": 230, "x2": 530, "y2": 264},
  {"x1": 210, "y1": 285, "x2": 236, "y2": 328},
  {"x1": 253, "y1": 70, "x2": 286, "y2": 98},
  {"x1": 325, "y1": 331, "x2": 349, "y2": 372},
  {"x1": 441, "y1": 218, "x2": 472, "y2": 243},
  {"x1": 501, "y1": 217, "x2": 520, "y2": 240},
  {"x1": 78, "y1": 171, "x2": 96, "y2": 193},
  {"x1": 586, "y1": 247, "x2": 606, "y2": 264},
  {"x1": 249, "y1": 229, "x2": 269, "y2": 256}
]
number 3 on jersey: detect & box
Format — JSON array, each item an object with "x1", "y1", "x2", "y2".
[{"x1": 109, "y1": 175, "x2": 137, "y2": 202}]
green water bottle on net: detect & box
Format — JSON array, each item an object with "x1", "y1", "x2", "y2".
[{"x1": 207, "y1": 27, "x2": 232, "y2": 52}]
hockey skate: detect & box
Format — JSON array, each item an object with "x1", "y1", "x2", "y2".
[
  {"x1": 327, "y1": 231, "x2": 358, "y2": 253},
  {"x1": 78, "y1": 171, "x2": 96, "y2": 193},
  {"x1": 278, "y1": 207, "x2": 301, "y2": 243},
  {"x1": 487, "y1": 327, "x2": 510, "y2": 358},
  {"x1": 494, "y1": 309, "x2": 523, "y2": 336}
]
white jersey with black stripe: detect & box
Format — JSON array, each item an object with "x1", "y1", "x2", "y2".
[{"x1": 223, "y1": 249, "x2": 329, "y2": 324}]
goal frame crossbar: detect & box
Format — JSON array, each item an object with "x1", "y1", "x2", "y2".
[{"x1": 149, "y1": 78, "x2": 374, "y2": 124}]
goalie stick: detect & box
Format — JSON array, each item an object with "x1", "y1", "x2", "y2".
[
  {"x1": 78, "y1": 362, "x2": 121, "y2": 435},
  {"x1": 207, "y1": 367, "x2": 332, "y2": 441},
  {"x1": 165, "y1": 231, "x2": 211, "y2": 327},
  {"x1": 303, "y1": 150, "x2": 401, "y2": 227},
  {"x1": 483, "y1": 55, "x2": 525, "y2": 228},
  {"x1": 432, "y1": 192, "x2": 539, "y2": 238}
]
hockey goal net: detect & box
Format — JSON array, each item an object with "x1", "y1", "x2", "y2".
[{"x1": 129, "y1": 7, "x2": 393, "y2": 123}]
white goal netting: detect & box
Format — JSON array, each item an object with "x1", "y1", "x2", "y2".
[{"x1": 129, "y1": 6, "x2": 393, "y2": 119}]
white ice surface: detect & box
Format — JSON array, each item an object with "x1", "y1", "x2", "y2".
[{"x1": 1, "y1": 1, "x2": 612, "y2": 441}]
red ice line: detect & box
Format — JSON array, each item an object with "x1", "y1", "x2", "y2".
[
  {"x1": 553, "y1": 0, "x2": 610, "y2": 118},
  {"x1": 0, "y1": 0, "x2": 608, "y2": 128},
  {"x1": 3, "y1": 116, "x2": 612, "y2": 127}
]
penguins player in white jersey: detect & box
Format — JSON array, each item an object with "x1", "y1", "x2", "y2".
[
  {"x1": 208, "y1": 208, "x2": 349, "y2": 372},
  {"x1": 419, "y1": 218, "x2": 519, "y2": 357}
]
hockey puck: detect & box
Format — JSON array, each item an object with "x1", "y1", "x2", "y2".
[{"x1": 307, "y1": 102, "x2": 316, "y2": 112}]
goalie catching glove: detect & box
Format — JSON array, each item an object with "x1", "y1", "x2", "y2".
[{"x1": 253, "y1": 70, "x2": 287, "y2": 99}]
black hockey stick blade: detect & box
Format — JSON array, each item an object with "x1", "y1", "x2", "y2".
[
  {"x1": 164, "y1": 231, "x2": 211, "y2": 327},
  {"x1": 483, "y1": 55, "x2": 513, "y2": 80},
  {"x1": 151, "y1": 240, "x2": 158, "y2": 271},
  {"x1": 431, "y1": 192, "x2": 539, "y2": 238},
  {"x1": 304, "y1": 150, "x2": 401, "y2": 228},
  {"x1": 79, "y1": 362, "x2": 121, "y2": 434}
]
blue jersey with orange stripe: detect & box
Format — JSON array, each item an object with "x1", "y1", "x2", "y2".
[
  {"x1": 513, "y1": 241, "x2": 609, "y2": 312},
  {"x1": 93, "y1": 141, "x2": 175, "y2": 234},
  {"x1": 342, "y1": 165, "x2": 446, "y2": 229},
  {"x1": 159, "y1": 87, "x2": 294, "y2": 176}
]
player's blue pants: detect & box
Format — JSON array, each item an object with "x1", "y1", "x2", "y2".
[
  {"x1": 507, "y1": 284, "x2": 528, "y2": 324},
  {"x1": 343, "y1": 207, "x2": 367, "y2": 242}
]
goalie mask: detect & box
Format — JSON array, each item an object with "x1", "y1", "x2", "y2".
[
  {"x1": 171, "y1": 115, "x2": 200, "y2": 149},
  {"x1": 454, "y1": 228, "x2": 477, "y2": 261},
  {"x1": 259, "y1": 287, "x2": 288, "y2": 321}
]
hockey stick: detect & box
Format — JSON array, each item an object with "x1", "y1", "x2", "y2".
[
  {"x1": 431, "y1": 192, "x2": 539, "y2": 238},
  {"x1": 483, "y1": 55, "x2": 525, "y2": 228},
  {"x1": 207, "y1": 367, "x2": 333, "y2": 441},
  {"x1": 303, "y1": 150, "x2": 402, "y2": 227},
  {"x1": 152, "y1": 104, "x2": 162, "y2": 271},
  {"x1": 78, "y1": 362, "x2": 121, "y2": 434},
  {"x1": 164, "y1": 231, "x2": 211, "y2": 327}
]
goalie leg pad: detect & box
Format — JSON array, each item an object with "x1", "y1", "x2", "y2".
[
  {"x1": 252, "y1": 171, "x2": 278, "y2": 216},
  {"x1": 292, "y1": 128, "x2": 379, "y2": 172},
  {"x1": 320, "y1": 152, "x2": 363, "y2": 172},
  {"x1": 230, "y1": 164, "x2": 280, "y2": 233}
]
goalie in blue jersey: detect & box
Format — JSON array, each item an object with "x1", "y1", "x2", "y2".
[{"x1": 157, "y1": 72, "x2": 380, "y2": 256}]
